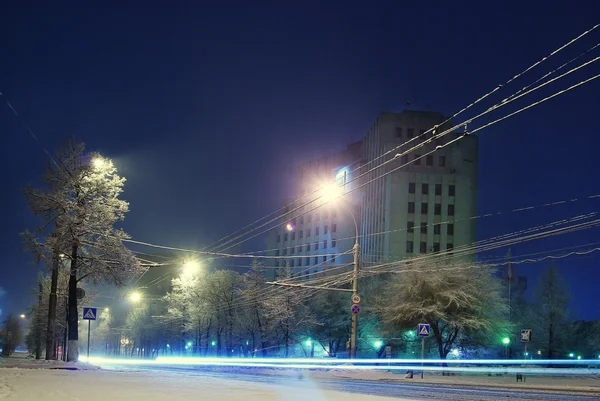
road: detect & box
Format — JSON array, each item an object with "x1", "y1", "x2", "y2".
[{"x1": 98, "y1": 363, "x2": 600, "y2": 401}]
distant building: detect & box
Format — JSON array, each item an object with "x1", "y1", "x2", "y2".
[{"x1": 266, "y1": 110, "x2": 479, "y2": 279}]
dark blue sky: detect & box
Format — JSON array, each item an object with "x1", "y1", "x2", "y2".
[{"x1": 1, "y1": 1, "x2": 599, "y2": 320}]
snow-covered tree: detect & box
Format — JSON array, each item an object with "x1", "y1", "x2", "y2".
[
  {"x1": 1, "y1": 315, "x2": 23, "y2": 356},
  {"x1": 22, "y1": 140, "x2": 140, "y2": 361},
  {"x1": 531, "y1": 264, "x2": 571, "y2": 359},
  {"x1": 239, "y1": 260, "x2": 271, "y2": 357},
  {"x1": 374, "y1": 259, "x2": 508, "y2": 358},
  {"x1": 264, "y1": 266, "x2": 315, "y2": 357}
]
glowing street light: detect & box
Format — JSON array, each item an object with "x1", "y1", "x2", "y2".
[
  {"x1": 285, "y1": 223, "x2": 294, "y2": 231},
  {"x1": 182, "y1": 259, "x2": 201, "y2": 278},
  {"x1": 569, "y1": 352, "x2": 575, "y2": 358},
  {"x1": 374, "y1": 340, "x2": 383, "y2": 348},
  {"x1": 92, "y1": 157, "x2": 108, "y2": 171},
  {"x1": 129, "y1": 291, "x2": 142, "y2": 303},
  {"x1": 19, "y1": 314, "x2": 26, "y2": 319},
  {"x1": 502, "y1": 337, "x2": 510, "y2": 345},
  {"x1": 305, "y1": 340, "x2": 312, "y2": 347}
]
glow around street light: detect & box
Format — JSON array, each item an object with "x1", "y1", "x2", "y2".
[
  {"x1": 182, "y1": 260, "x2": 201, "y2": 277},
  {"x1": 502, "y1": 337, "x2": 510, "y2": 345},
  {"x1": 285, "y1": 223, "x2": 294, "y2": 231},
  {"x1": 129, "y1": 291, "x2": 142, "y2": 303},
  {"x1": 92, "y1": 157, "x2": 108, "y2": 171},
  {"x1": 321, "y1": 184, "x2": 343, "y2": 204},
  {"x1": 19, "y1": 314, "x2": 26, "y2": 319}
]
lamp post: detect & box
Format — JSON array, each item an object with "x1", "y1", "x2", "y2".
[{"x1": 322, "y1": 184, "x2": 360, "y2": 359}]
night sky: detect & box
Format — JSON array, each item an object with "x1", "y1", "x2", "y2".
[{"x1": 1, "y1": 1, "x2": 599, "y2": 320}]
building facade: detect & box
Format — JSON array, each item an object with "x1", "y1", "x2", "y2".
[{"x1": 266, "y1": 110, "x2": 478, "y2": 278}]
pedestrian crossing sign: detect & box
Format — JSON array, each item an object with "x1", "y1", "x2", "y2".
[
  {"x1": 83, "y1": 307, "x2": 97, "y2": 320},
  {"x1": 418, "y1": 323, "x2": 431, "y2": 337}
]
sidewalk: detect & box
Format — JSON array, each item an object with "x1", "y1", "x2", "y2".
[
  {"x1": 0, "y1": 356, "x2": 99, "y2": 371},
  {"x1": 309, "y1": 369, "x2": 600, "y2": 394}
]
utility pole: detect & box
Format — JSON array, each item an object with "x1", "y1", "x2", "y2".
[
  {"x1": 350, "y1": 241, "x2": 360, "y2": 359},
  {"x1": 35, "y1": 283, "x2": 43, "y2": 359}
]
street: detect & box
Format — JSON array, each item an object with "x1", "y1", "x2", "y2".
[{"x1": 7, "y1": 362, "x2": 591, "y2": 401}]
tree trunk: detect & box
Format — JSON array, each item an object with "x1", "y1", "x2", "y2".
[
  {"x1": 66, "y1": 243, "x2": 79, "y2": 362},
  {"x1": 45, "y1": 249, "x2": 60, "y2": 360},
  {"x1": 35, "y1": 283, "x2": 43, "y2": 359}
]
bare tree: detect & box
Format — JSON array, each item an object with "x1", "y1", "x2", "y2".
[
  {"x1": 1, "y1": 315, "x2": 23, "y2": 356},
  {"x1": 374, "y1": 259, "x2": 509, "y2": 358},
  {"x1": 23, "y1": 140, "x2": 140, "y2": 361},
  {"x1": 531, "y1": 264, "x2": 571, "y2": 359}
]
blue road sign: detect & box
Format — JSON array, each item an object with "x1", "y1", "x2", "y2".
[
  {"x1": 83, "y1": 307, "x2": 97, "y2": 320},
  {"x1": 521, "y1": 329, "x2": 532, "y2": 342},
  {"x1": 418, "y1": 323, "x2": 431, "y2": 337},
  {"x1": 351, "y1": 304, "x2": 361, "y2": 315}
]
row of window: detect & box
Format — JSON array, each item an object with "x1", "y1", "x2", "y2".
[
  {"x1": 275, "y1": 239, "x2": 338, "y2": 256},
  {"x1": 398, "y1": 154, "x2": 446, "y2": 167},
  {"x1": 294, "y1": 210, "x2": 337, "y2": 225},
  {"x1": 406, "y1": 241, "x2": 453, "y2": 254},
  {"x1": 409, "y1": 183, "x2": 455, "y2": 197},
  {"x1": 407, "y1": 222, "x2": 454, "y2": 235},
  {"x1": 395, "y1": 127, "x2": 426, "y2": 139},
  {"x1": 278, "y1": 224, "x2": 338, "y2": 242},
  {"x1": 408, "y1": 202, "x2": 455, "y2": 216},
  {"x1": 274, "y1": 255, "x2": 335, "y2": 268}
]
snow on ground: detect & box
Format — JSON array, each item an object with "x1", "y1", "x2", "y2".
[
  {"x1": 0, "y1": 368, "x2": 411, "y2": 401},
  {"x1": 309, "y1": 369, "x2": 600, "y2": 393}
]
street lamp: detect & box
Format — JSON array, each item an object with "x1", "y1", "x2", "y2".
[
  {"x1": 182, "y1": 259, "x2": 201, "y2": 278},
  {"x1": 321, "y1": 183, "x2": 360, "y2": 359},
  {"x1": 502, "y1": 337, "x2": 510, "y2": 358},
  {"x1": 19, "y1": 314, "x2": 26, "y2": 319},
  {"x1": 129, "y1": 291, "x2": 142, "y2": 303}
]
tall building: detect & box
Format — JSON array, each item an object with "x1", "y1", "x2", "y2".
[
  {"x1": 266, "y1": 110, "x2": 478, "y2": 279},
  {"x1": 360, "y1": 110, "x2": 478, "y2": 264}
]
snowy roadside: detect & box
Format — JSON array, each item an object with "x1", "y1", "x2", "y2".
[
  {"x1": 0, "y1": 357, "x2": 99, "y2": 371},
  {"x1": 0, "y1": 368, "x2": 409, "y2": 401},
  {"x1": 309, "y1": 369, "x2": 600, "y2": 394}
]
